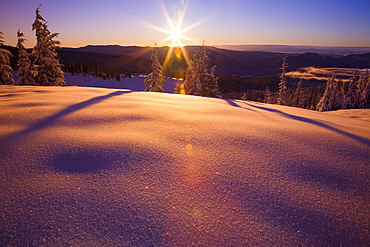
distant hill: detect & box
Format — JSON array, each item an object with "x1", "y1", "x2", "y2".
[
  {"x1": 3, "y1": 44, "x2": 369, "y2": 88},
  {"x1": 215, "y1": 45, "x2": 370, "y2": 55},
  {"x1": 57, "y1": 49, "x2": 152, "y2": 74},
  {"x1": 60, "y1": 45, "x2": 370, "y2": 78}
]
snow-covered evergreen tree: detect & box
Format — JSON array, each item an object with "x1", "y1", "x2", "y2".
[
  {"x1": 0, "y1": 31, "x2": 15, "y2": 85},
  {"x1": 332, "y1": 79, "x2": 344, "y2": 110},
  {"x1": 317, "y1": 75, "x2": 335, "y2": 111},
  {"x1": 308, "y1": 85, "x2": 320, "y2": 110},
  {"x1": 144, "y1": 46, "x2": 165, "y2": 92},
  {"x1": 32, "y1": 7, "x2": 65, "y2": 86},
  {"x1": 363, "y1": 70, "x2": 370, "y2": 107},
  {"x1": 204, "y1": 64, "x2": 219, "y2": 97},
  {"x1": 198, "y1": 43, "x2": 219, "y2": 97},
  {"x1": 317, "y1": 75, "x2": 344, "y2": 111},
  {"x1": 184, "y1": 54, "x2": 198, "y2": 95},
  {"x1": 343, "y1": 70, "x2": 359, "y2": 109},
  {"x1": 358, "y1": 69, "x2": 369, "y2": 108},
  {"x1": 277, "y1": 56, "x2": 288, "y2": 105},
  {"x1": 292, "y1": 80, "x2": 303, "y2": 107},
  {"x1": 263, "y1": 87, "x2": 273, "y2": 103},
  {"x1": 183, "y1": 42, "x2": 219, "y2": 97},
  {"x1": 16, "y1": 30, "x2": 36, "y2": 85}
]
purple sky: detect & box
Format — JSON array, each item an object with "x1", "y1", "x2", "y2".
[{"x1": 1, "y1": 0, "x2": 370, "y2": 48}]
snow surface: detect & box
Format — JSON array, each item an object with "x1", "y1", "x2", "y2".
[{"x1": 0, "y1": 85, "x2": 369, "y2": 246}]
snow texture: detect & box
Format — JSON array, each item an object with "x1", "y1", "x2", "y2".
[{"x1": 0, "y1": 85, "x2": 369, "y2": 246}]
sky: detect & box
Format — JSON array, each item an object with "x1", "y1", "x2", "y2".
[{"x1": 0, "y1": 0, "x2": 370, "y2": 48}]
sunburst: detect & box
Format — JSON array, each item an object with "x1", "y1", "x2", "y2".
[
  {"x1": 166, "y1": 27, "x2": 186, "y2": 47},
  {"x1": 129, "y1": 0, "x2": 211, "y2": 76}
]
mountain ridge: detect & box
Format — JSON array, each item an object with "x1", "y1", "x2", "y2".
[
  {"x1": 215, "y1": 44, "x2": 370, "y2": 55},
  {"x1": 59, "y1": 45, "x2": 370, "y2": 77}
]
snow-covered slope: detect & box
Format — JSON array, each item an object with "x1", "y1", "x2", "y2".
[{"x1": 0, "y1": 85, "x2": 369, "y2": 246}]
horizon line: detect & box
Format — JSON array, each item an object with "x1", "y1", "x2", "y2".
[
  {"x1": 2, "y1": 43, "x2": 370, "y2": 51},
  {"x1": 58, "y1": 43, "x2": 370, "y2": 49}
]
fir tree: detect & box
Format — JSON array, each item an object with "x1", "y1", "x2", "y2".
[
  {"x1": 183, "y1": 42, "x2": 219, "y2": 97},
  {"x1": 332, "y1": 79, "x2": 344, "y2": 110},
  {"x1": 183, "y1": 54, "x2": 198, "y2": 95},
  {"x1": 308, "y1": 85, "x2": 319, "y2": 110},
  {"x1": 358, "y1": 69, "x2": 369, "y2": 108},
  {"x1": 317, "y1": 75, "x2": 335, "y2": 111},
  {"x1": 16, "y1": 30, "x2": 36, "y2": 85},
  {"x1": 0, "y1": 31, "x2": 15, "y2": 85},
  {"x1": 277, "y1": 56, "x2": 288, "y2": 105},
  {"x1": 32, "y1": 7, "x2": 65, "y2": 86},
  {"x1": 292, "y1": 80, "x2": 303, "y2": 107},
  {"x1": 263, "y1": 87, "x2": 273, "y2": 103},
  {"x1": 198, "y1": 43, "x2": 219, "y2": 97},
  {"x1": 144, "y1": 46, "x2": 164, "y2": 92},
  {"x1": 205, "y1": 64, "x2": 219, "y2": 97},
  {"x1": 343, "y1": 70, "x2": 359, "y2": 109}
]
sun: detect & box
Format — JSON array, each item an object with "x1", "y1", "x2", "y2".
[
  {"x1": 166, "y1": 27, "x2": 186, "y2": 47},
  {"x1": 129, "y1": 0, "x2": 210, "y2": 47},
  {"x1": 128, "y1": 0, "x2": 212, "y2": 75}
]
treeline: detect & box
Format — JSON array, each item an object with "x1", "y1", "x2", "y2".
[
  {"x1": 263, "y1": 82, "x2": 325, "y2": 110},
  {"x1": 316, "y1": 70, "x2": 370, "y2": 111},
  {"x1": 230, "y1": 56, "x2": 370, "y2": 111},
  {"x1": 270, "y1": 56, "x2": 369, "y2": 111},
  {"x1": 233, "y1": 74, "x2": 370, "y2": 112},
  {"x1": 225, "y1": 83, "x2": 325, "y2": 110},
  {"x1": 62, "y1": 61, "x2": 126, "y2": 81},
  {"x1": 218, "y1": 74, "x2": 279, "y2": 99}
]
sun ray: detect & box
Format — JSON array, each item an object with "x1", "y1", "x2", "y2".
[
  {"x1": 128, "y1": 15, "x2": 169, "y2": 34},
  {"x1": 162, "y1": 45, "x2": 175, "y2": 72},
  {"x1": 157, "y1": 0, "x2": 176, "y2": 30},
  {"x1": 129, "y1": 0, "x2": 214, "y2": 77}
]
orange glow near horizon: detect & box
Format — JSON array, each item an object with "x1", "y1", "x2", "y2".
[
  {"x1": 129, "y1": 0, "x2": 208, "y2": 74},
  {"x1": 157, "y1": 0, "x2": 199, "y2": 73}
]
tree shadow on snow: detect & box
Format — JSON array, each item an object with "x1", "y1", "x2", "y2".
[
  {"x1": 221, "y1": 98, "x2": 257, "y2": 112},
  {"x1": 0, "y1": 90, "x2": 130, "y2": 142},
  {"x1": 225, "y1": 100, "x2": 370, "y2": 147},
  {"x1": 217, "y1": 178, "x2": 368, "y2": 246},
  {"x1": 53, "y1": 148, "x2": 123, "y2": 173},
  {"x1": 286, "y1": 161, "x2": 368, "y2": 195},
  {"x1": 51, "y1": 145, "x2": 167, "y2": 174}
]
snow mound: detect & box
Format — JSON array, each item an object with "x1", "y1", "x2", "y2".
[{"x1": 0, "y1": 85, "x2": 369, "y2": 246}]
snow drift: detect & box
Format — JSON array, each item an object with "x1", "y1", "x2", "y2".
[{"x1": 0, "y1": 85, "x2": 369, "y2": 246}]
